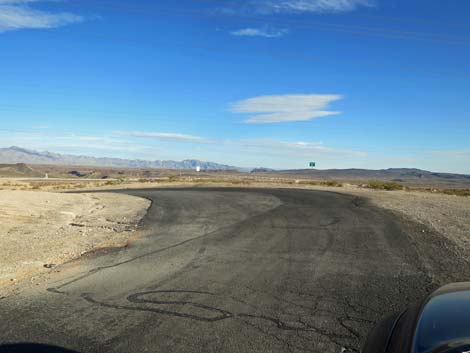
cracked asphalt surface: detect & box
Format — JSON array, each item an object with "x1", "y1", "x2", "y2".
[{"x1": 1, "y1": 188, "x2": 469, "y2": 353}]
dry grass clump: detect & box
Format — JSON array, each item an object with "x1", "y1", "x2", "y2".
[
  {"x1": 0, "y1": 181, "x2": 27, "y2": 190},
  {"x1": 295, "y1": 179, "x2": 342, "y2": 187},
  {"x1": 104, "y1": 180, "x2": 120, "y2": 186},
  {"x1": 189, "y1": 177, "x2": 250, "y2": 185},
  {"x1": 320, "y1": 180, "x2": 343, "y2": 187},
  {"x1": 441, "y1": 189, "x2": 470, "y2": 197},
  {"x1": 228, "y1": 179, "x2": 251, "y2": 185},
  {"x1": 365, "y1": 180, "x2": 403, "y2": 191},
  {"x1": 297, "y1": 180, "x2": 319, "y2": 186}
]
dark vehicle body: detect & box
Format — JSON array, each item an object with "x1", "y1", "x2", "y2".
[{"x1": 363, "y1": 282, "x2": 470, "y2": 353}]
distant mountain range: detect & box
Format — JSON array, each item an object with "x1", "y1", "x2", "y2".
[
  {"x1": 252, "y1": 167, "x2": 470, "y2": 187},
  {"x1": 0, "y1": 146, "x2": 239, "y2": 171},
  {"x1": 2, "y1": 146, "x2": 469, "y2": 187}
]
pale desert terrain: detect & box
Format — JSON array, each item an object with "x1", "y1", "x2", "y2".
[{"x1": 0, "y1": 190, "x2": 150, "y2": 294}]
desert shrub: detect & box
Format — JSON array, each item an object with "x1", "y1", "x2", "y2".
[
  {"x1": 442, "y1": 189, "x2": 470, "y2": 197},
  {"x1": 230, "y1": 179, "x2": 250, "y2": 185},
  {"x1": 298, "y1": 180, "x2": 319, "y2": 186},
  {"x1": 168, "y1": 175, "x2": 179, "y2": 182},
  {"x1": 366, "y1": 180, "x2": 403, "y2": 191},
  {"x1": 138, "y1": 178, "x2": 150, "y2": 183},
  {"x1": 320, "y1": 180, "x2": 343, "y2": 187},
  {"x1": 151, "y1": 178, "x2": 167, "y2": 183}
]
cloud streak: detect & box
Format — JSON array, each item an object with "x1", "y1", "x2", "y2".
[
  {"x1": 124, "y1": 131, "x2": 212, "y2": 143},
  {"x1": 0, "y1": 0, "x2": 83, "y2": 32},
  {"x1": 227, "y1": 139, "x2": 366, "y2": 157},
  {"x1": 219, "y1": 0, "x2": 374, "y2": 15},
  {"x1": 257, "y1": 0, "x2": 373, "y2": 13},
  {"x1": 0, "y1": 130, "x2": 146, "y2": 153},
  {"x1": 428, "y1": 150, "x2": 470, "y2": 159},
  {"x1": 231, "y1": 27, "x2": 289, "y2": 38},
  {"x1": 0, "y1": 129, "x2": 367, "y2": 167},
  {"x1": 231, "y1": 94, "x2": 342, "y2": 123}
]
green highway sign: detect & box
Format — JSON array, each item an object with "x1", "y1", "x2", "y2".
[{"x1": 309, "y1": 162, "x2": 316, "y2": 167}]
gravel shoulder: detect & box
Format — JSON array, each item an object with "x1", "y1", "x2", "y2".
[
  {"x1": 337, "y1": 187, "x2": 470, "y2": 260},
  {"x1": 0, "y1": 190, "x2": 150, "y2": 292},
  {"x1": 254, "y1": 184, "x2": 470, "y2": 260}
]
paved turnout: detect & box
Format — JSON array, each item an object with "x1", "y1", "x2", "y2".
[{"x1": 1, "y1": 188, "x2": 469, "y2": 353}]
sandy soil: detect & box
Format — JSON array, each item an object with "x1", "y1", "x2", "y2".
[
  {"x1": 0, "y1": 190, "x2": 150, "y2": 290},
  {"x1": 350, "y1": 187, "x2": 470, "y2": 260}
]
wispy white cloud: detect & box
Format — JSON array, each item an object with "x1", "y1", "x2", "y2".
[
  {"x1": 0, "y1": 127, "x2": 369, "y2": 168},
  {"x1": 257, "y1": 0, "x2": 374, "y2": 13},
  {"x1": 0, "y1": 0, "x2": 37, "y2": 4},
  {"x1": 0, "y1": 0, "x2": 83, "y2": 32},
  {"x1": 118, "y1": 131, "x2": 362, "y2": 157},
  {"x1": 231, "y1": 94, "x2": 342, "y2": 123},
  {"x1": 226, "y1": 138, "x2": 366, "y2": 157},
  {"x1": 228, "y1": 139, "x2": 322, "y2": 149},
  {"x1": 123, "y1": 131, "x2": 212, "y2": 144},
  {"x1": 218, "y1": 0, "x2": 374, "y2": 15},
  {"x1": 0, "y1": 131, "x2": 146, "y2": 153},
  {"x1": 231, "y1": 27, "x2": 289, "y2": 38},
  {"x1": 427, "y1": 150, "x2": 470, "y2": 159}
]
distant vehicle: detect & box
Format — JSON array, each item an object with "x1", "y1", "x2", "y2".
[{"x1": 362, "y1": 282, "x2": 470, "y2": 353}]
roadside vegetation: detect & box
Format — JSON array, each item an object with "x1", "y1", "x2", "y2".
[
  {"x1": 296, "y1": 180, "x2": 343, "y2": 187},
  {"x1": 320, "y1": 180, "x2": 343, "y2": 187},
  {"x1": 441, "y1": 188, "x2": 470, "y2": 197},
  {"x1": 365, "y1": 180, "x2": 404, "y2": 191},
  {"x1": 2, "y1": 176, "x2": 470, "y2": 198}
]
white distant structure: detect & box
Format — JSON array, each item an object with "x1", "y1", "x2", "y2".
[
  {"x1": 196, "y1": 166, "x2": 201, "y2": 173},
  {"x1": 44, "y1": 173, "x2": 48, "y2": 179}
]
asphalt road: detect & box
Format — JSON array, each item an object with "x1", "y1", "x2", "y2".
[{"x1": 1, "y1": 188, "x2": 469, "y2": 353}]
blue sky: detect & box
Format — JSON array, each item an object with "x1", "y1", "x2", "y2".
[{"x1": 1, "y1": 0, "x2": 469, "y2": 172}]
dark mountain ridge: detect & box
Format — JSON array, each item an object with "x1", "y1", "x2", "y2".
[{"x1": 252, "y1": 167, "x2": 470, "y2": 187}]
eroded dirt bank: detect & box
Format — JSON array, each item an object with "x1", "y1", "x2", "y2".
[{"x1": 0, "y1": 190, "x2": 150, "y2": 291}]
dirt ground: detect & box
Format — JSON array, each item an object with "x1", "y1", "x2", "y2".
[
  {"x1": 0, "y1": 190, "x2": 150, "y2": 292},
  {"x1": 350, "y1": 187, "x2": 470, "y2": 260}
]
